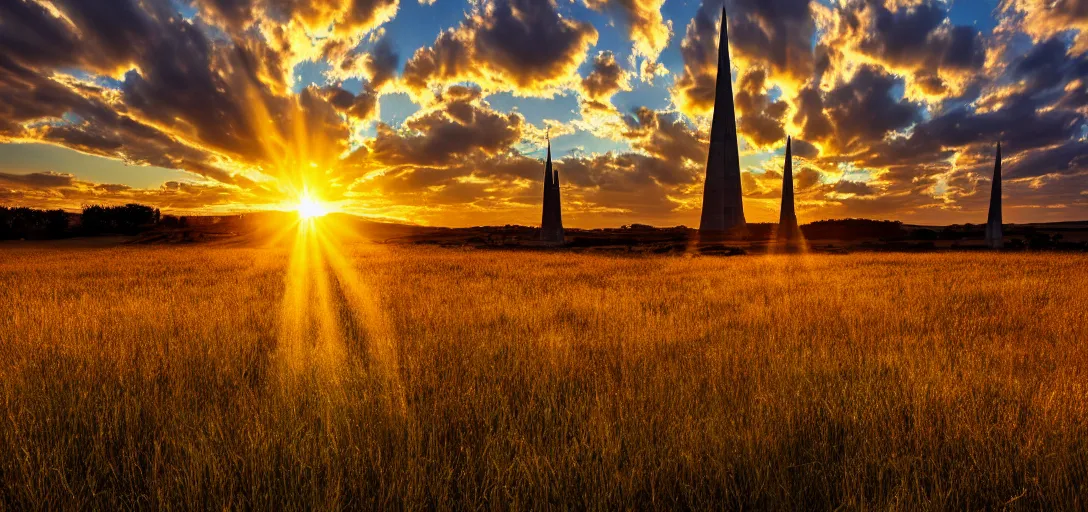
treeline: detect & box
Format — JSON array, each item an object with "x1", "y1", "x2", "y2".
[
  {"x1": 746, "y1": 219, "x2": 907, "y2": 241},
  {"x1": 0, "y1": 204, "x2": 160, "y2": 240}
]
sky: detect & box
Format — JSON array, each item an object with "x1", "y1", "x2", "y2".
[{"x1": 0, "y1": 0, "x2": 1085, "y2": 227}]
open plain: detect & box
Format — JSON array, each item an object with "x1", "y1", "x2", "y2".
[{"x1": 1, "y1": 239, "x2": 1086, "y2": 509}]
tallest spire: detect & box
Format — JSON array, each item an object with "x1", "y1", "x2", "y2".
[{"x1": 699, "y1": 5, "x2": 746, "y2": 237}]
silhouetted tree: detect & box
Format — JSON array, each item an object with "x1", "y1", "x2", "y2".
[
  {"x1": 801, "y1": 219, "x2": 906, "y2": 241},
  {"x1": 81, "y1": 204, "x2": 160, "y2": 235}
]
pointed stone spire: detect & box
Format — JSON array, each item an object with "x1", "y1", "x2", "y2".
[
  {"x1": 778, "y1": 136, "x2": 800, "y2": 242},
  {"x1": 985, "y1": 142, "x2": 1003, "y2": 249},
  {"x1": 699, "y1": 5, "x2": 746, "y2": 237},
  {"x1": 539, "y1": 135, "x2": 564, "y2": 243},
  {"x1": 541, "y1": 135, "x2": 554, "y2": 239}
]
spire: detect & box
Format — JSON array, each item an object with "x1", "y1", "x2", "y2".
[
  {"x1": 985, "y1": 142, "x2": 1003, "y2": 249},
  {"x1": 540, "y1": 135, "x2": 564, "y2": 243},
  {"x1": 778, "y1": 136, "x2": 800, "y2": 242},
  {"x1": 540, "y1": 137, "x2": 554, "y2": 240},
  {"x1": 699, "y1": 5, "x2": 746, "y2": 237}
]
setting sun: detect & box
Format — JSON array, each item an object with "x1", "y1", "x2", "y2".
[{"x1": 296, "y1": 194, "x2": 328, "y2": 220}]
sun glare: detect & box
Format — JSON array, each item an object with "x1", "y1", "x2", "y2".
[{"x1": 297, "y1": 194, "x2": 328, "y2": 220}]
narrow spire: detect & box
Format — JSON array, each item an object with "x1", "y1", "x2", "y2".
[
  {"x1": 985, "y1": 142, "x2": 1003, "y2": 249},
  {"x1": 540, "y1": 138, "x2": 554, "y2": 240},
  {"x1": 547, "y1": 133, "x2": 552, "y2": 168},
  {"x1": 540, "y1": 136, "x2": 563, "y2": 243},
  {"x1": 777, "y1": 136, "x2": 800, "y2": 242},
  {"x1": 699, "y1": 4, "x2": 746, "y2": 237}
]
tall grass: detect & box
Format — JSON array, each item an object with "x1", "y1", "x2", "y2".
[{"x1": 0, "y1": 243, "x2": 1085, "y2": 509}]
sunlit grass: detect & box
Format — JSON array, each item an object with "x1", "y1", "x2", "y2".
[{"x1": 0, "y1": 244, "x2": 1085, "y2": 508}]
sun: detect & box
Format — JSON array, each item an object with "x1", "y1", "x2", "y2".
[{"x1": 296, "y1": 193, "x2": 329, "y2": 220}]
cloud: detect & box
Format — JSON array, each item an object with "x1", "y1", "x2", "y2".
[
  {"x1": 582, "y1": 0, "x2": 672, "y2": 80},
  {"x1": 367, "y1": 85, "x2": 525, "y2": 167},
  {"x1": 733, "y1": 67, "x2": 789, "y2": 148},
  {"x1": 821, "y1": 0, "x2": 986, "y2": 103},
  {"x1": 402, "y1": 0, "x2": 598, "y2": 99},
  {"x1": 580, "y1": 51, "x2": 632, "y2": 113},
  {"x1": 1001, "y1": 0, "x2": 1088, "y2": 55},
  {"x1": 671, "y1": 5, "x2": 724, "y2": 117},
  {"x1": 819, "y1": 65, "x2": 924, "y2": 154},
  {"x1": 0, "y1": 171, "x2": 249, "y2": 211}
]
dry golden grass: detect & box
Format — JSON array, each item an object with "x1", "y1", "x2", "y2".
[{"x1": 0, "y1": 238, "x2": 1086, "y2": 509}]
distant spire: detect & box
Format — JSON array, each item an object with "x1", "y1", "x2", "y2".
[
  {"x1": 540, "y1": 137, "x2": 564, "y2": 243},
  {"x1": 699, "y1": 4, "x2": 746, "y2": 237},
  {"x1": 541, "y1": 138, "x2": 553, "y2": 239},
  {"x1": 985, "y1": 142, "x2": 1003, "y2": 249},
  {"x1": 777, "y1": 136, "x2": 800, "y2": 242},
  {"x1": 547, "y1": 132, "x2": 552, "y2": 165}
]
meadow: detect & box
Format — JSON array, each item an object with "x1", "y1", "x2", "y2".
[{"x1": 0, "y1": 237, "x2": 1085, "y2": 509}]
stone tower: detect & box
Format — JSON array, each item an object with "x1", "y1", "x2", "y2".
[
  {"x1": 777, "y1": 137, "x2": 800, "y2": 242},
  {"x1": 985, "y1": 142, "x2": 1003, "y2": 249},
  {"x1": 540, "y1": 138, "x2": 564, "y2": 243},
  {"x1": 699, "y1": 6, "x2": 746, "y2": 237}
]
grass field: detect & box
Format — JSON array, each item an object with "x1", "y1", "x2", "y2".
[{"x1": 1, "y1": 236, "x2": 1086, "y2": 508}]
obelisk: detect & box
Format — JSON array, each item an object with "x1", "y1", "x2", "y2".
[
  {"x1": 777, "y1": 137, "x2": 800, "y2": 242},
  {"x1": 985, "y1": 142, "x2": 1003, "y2": 249},
  {"x1": 699, "y1": 6, "x2": 746, "y2": 237}
]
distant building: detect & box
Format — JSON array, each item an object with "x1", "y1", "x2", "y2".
[
  {"x1": 540, "y1": 138, "x2": 565, "y2": 243},
  {"x1": 985, "y1": 143, "x2": 1003, "y2": 249},
  {"x1": 699, "y1": 6, "x2": 746, "y2": 237},
  {"x1": 777, "y1": 137, "x2": 801, "y2": 243}
]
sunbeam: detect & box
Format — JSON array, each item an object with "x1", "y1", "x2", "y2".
[{"x1": 274, "y1": 215, "x2": 406, "y2": 416}]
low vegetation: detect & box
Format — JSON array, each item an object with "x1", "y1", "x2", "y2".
[{"x1": 0, "y1": 241, "x2": 1085, "y2": 508}]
